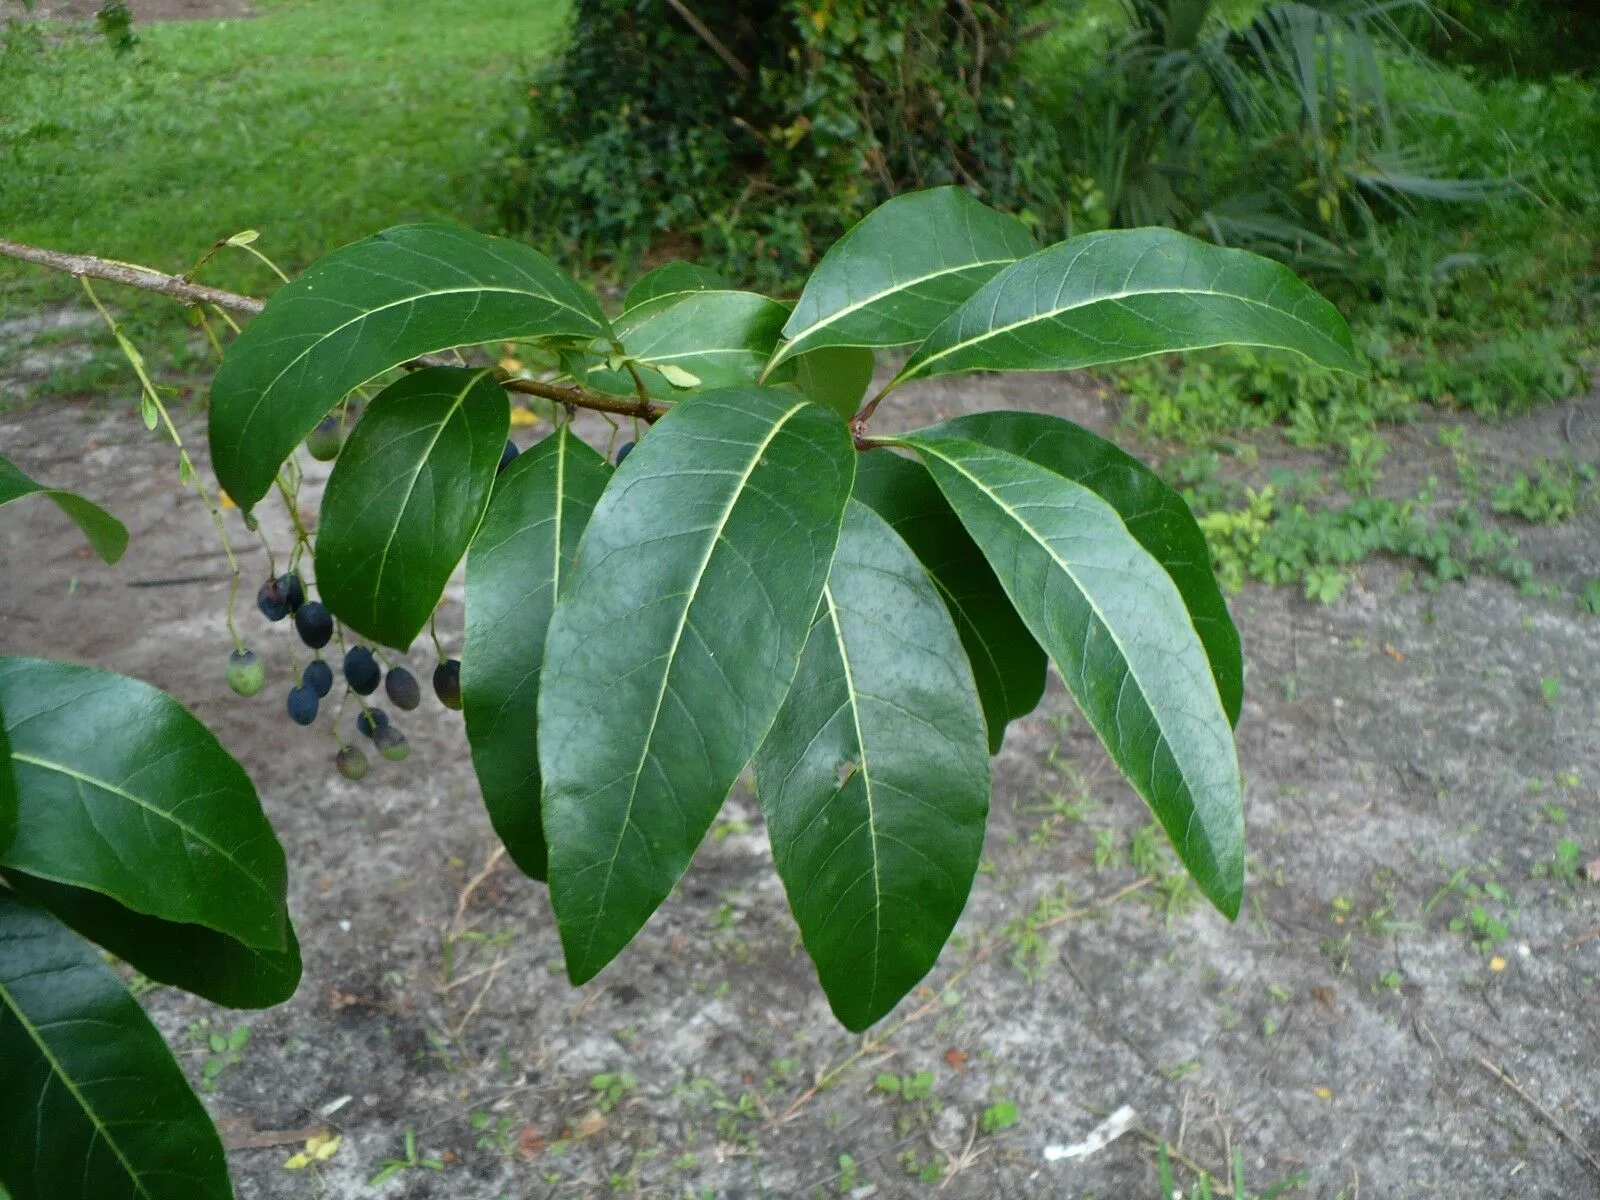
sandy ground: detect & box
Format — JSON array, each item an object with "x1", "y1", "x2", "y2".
[
  {"x1": 2, "y1": 322, "x2": 1599, "y2": 1199},
  {"x1": 0, "y1": 0, "x2": 252, "y2": 22}
]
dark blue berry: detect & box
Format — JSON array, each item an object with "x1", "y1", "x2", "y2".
[
  {"x1": 615, "y1": 440, "x2": 635, "y2": 465},
  {"x1": 286, "y1": 684, "x2": 319, "y2": 726},
  {"x1": 294, "y1": 601, "x2": 333, "y2": 649},
  {"x1": 344, "y1": 646, "x2": 381, "y2": 695},
  {"x1": 226, "y1": 649, "x2": 265, "y2": 697},
  {"x1": 498, "y1": 440, "x2": 520, "y2": 474},
  {"x1": 384, "y1": 666, "x2": 421, "y2": 711},
  {"x1": 257, "y1": 577, "x2": 291, "y2": 622},
  {"x1": 433, "y1": 659, "x2": 462, "y2": 710},
  {"x1": 279, "y1": 572, "x2": 305, "y2": 613},
  {"x1": 302, "y1": 659, "x2": 333, "y2": 698},
  {"x1": 374, "y1": 724, "x2": 410, "y2": 761},
  {"x1": 336, "y1": 745, "x2": 369, "y2": 781},
  {"x1": 357, "y1": 707, "x2": 390, "y2": 739}
]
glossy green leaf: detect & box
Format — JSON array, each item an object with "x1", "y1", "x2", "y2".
[
  {"x1": 890, "y1": 435, "x2": 1245, "y2": 917},
  {"x1": 0, "y1": 657, "x2": 291, "y2": 952},
  {"x1": 623, "y1": 262, "x2": 729, "y2": 311},
  {"x1": 2, "y1": 872, "x2": 300, "y2": 1010},
  {"x1": 590, "y1": 291, "x2": 790, "y2": 398},
  {"x1": 540, "y1": 388, "x2": 855, "y2": 983},
  {"x1": 767, "y1": 186, "x2": 1037, "y2": 374},
  {"x1": 755, "y1": 501, "x2": 990, "y2": 1031},
  {"x1": 790, "y1": 346, "x2": 877, "y2": 422},
  {"x1": 920, "y1": 412, "x2": 1243, "y2": 726},
  {"x1": 463, "y1": 426, "x2": 611, "y2": 881},
  {"x1": 0, "y1": 892, "x2": 231, "y2": 1200},
  {"x1": 853, "y1": 451, "x2": 1045, "y2": 752},
  {"x1": 316, "y1": 367, "x2": 509, "y2": 650},
  {"x1": 209, "y1": 223, "x2": 610, "y2": 512},
  {"x1": 0, "y1": 456, "x2": 127, "y2": 565},
  {"x1": 894, "y1": 227, "x2": 1361, "y2": 387},
  {"x1": 0, "y1": 719, "x2": 14, "y2": 857}
]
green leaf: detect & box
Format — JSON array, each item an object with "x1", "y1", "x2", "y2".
[
  {"x1": 755, "y1": 501, "x2": 990, "y2": 1031},
  {"x1": 1, "y1": 873, "x2": 300, "y2": 1010},
  {"x1": 919, "y1": 412, "x2": 1242, "y2": 726},
  {"x1": 0, "y1": 718, "x2": 15, "y2": 857},
  {"x1": 890, "y1": 435, "x2": 1245, "y2": 917},
  {"x1": 209, "y1": 223, "x2": 609, "y2": 512},
  {"x1": 789, "y1": 346, "x2": 877, "y2": 422},
  {"x1": 853, "y1": 451, "x2": 1045, "y2": 752},
  {"x1": 623, "y1": 262, "x2": 729, "y2": 312},
  {"x1": 767, "y1": 186, "x2": 1037, "y2": 374},
  {"x1": 540, "y1": 388, "x2": 855, "y2": 983},
  {"x1": 0, "y1": 892, "x2": 231, "y2": 1200},
  {"x1": 893, "y1": 227, "x2": 1360, "y2": 387},
  {"x1": 0, "y1": 456, "x2": 127, "y2": 565},
  {"x1": 589, "y1": 291, "x2": 790, "y2": 398},
  {"x1": 0, "y1": 657, "x2": 292, "y2": 952},
  {"x1": 463, "y1": 426, "x2": 611, "y2": 881},
  {"x1": 315, "y1": 367, "x2": 509, "y2": 650}
]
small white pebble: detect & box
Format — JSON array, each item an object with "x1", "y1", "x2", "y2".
[
  {"x1": 1333, "y1": 697, "x2": 1345, "y2": 707},
  {"x1": 1518, "y1": 944, "x2": 1531, "y2": 958},
  {"x1": 339, "y1": 919, "x2": 351, "y2": 932}
]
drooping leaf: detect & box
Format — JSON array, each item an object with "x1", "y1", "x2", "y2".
[
  {"x1": 893, "y1": 227, "x2": 1360, "y2": 387},
  {"x1": 209, "y1": 223, "x2": 610, "y2": 512},
  {"x1": 623, "y1": 262, "x2": 729, "y2": 311},
  {"x1": 540, "y1": 388, "x2": 855, "y2": 983},
  {"x1": 852, "y1": 451, "x2": 1045, "y2": 752},
  {"x1": 463, "y1": 426, "x2": 611, "y2": 881},
  {"x1": 0, "y1": 455, "x2": 127, "y2": 565},
  {"x1": 755, "y1": 500, "x2": 990, "y2": 1031},
  {"x1": 890, "y1": 435, "x2": 1245, "y2": 917},
  {"x1": 919, "y1": 412, "x2": 1243, "y2": 725},
  {"x1": 0, "y1": 657, "x2": 292, "y2": 952},
  {"x1": 315, "y1": 367, "x2": 509, "y2": 650},
  {"x1": 1, "y1": 872, "x2": 300, "y2": 1010},
  {"x1": 789, "y1": 346, "x2": 877, "y2": 422},
  {"x1": 0, "y1": 892, "x2": 231, "y2": 1200},
  {"x1": 766, "y1": 187, "x2": 1037, "y2": 374},
  {"x1": 589, "y1": 291, "x2": 790, "y2": 398}
]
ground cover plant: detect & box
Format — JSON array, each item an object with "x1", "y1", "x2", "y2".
[{"x1": 0, "y1": 183, "x2": 1360, "y2": 1197}]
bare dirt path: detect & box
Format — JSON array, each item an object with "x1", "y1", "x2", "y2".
[{"x1": 2, "y1": 351, "x2": 1598, "y2": 1198}]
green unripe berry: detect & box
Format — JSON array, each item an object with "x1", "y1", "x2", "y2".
[
  {"x1": 373, "y1": 724, "x2": 410, "y2": 761},
  {"x1": 226, "y1": 649, "x2": 265, "y2": 697},
  {"x1": 335, "y1": 745, "x2": 369, "y2": 781},
  {"x1": 306, "y1": 416, "x2": 344, "y2": 462}
]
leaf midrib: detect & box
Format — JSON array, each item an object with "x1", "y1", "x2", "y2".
[
  {"x1": 370, "y1": 370, "x2": 489, "y2": 628},
  {"x1": 822, "y1": 584, "x2": 883, "y2": 1014},
  {"x1": 766, "y1": 256, "x2": 1022, "y2": 375},
  {"x1": 577, "y1": 399, "x2": 810, "y2": 971},
  {"x1": 901, "y1": 281, "x2": 1343, "y2": 382},
  {"x1": 0, "y1": 971, "x2": 154, "y2": 1200},
  {"x1": 8, "y1": 750, "x2": 276, "y2": 925},
  {"x1": 234, "y1": 283, "x2": 592, "y2": 454},
  {"x1": 904, "y1": 440, "x2": 1231, "y2": 823}
]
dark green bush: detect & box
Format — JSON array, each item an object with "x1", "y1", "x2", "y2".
[
  {"x1": 1421, "y1": 1, "x2": 1600, "y2": 78},
  {"x1": 487, "y1": 0, "x2": 1061, "y2": 285}
]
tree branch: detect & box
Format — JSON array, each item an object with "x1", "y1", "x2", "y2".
[
  {"x1": 0, "y1": 238, "x2": 265, "y2": 315},
  {"x1": 663, "y1": 0, "x2": 752, "y2": 83},
  {"x1": 0, "y1": 236, "x2": 669, "y2": 421}
]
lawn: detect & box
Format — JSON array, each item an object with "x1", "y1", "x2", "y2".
[{"x1": 0, "y1": 0, "x2": 568, "y2": 310}]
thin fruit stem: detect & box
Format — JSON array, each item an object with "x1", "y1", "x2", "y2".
[{"x1": 80, "y1": 277, "x2": 245, "y2": 651}]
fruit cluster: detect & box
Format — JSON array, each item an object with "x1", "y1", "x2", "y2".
[{"x1": 227, "y1": 568, "x2": 462, "y2": 780}]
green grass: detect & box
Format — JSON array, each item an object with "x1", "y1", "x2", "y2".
[{"x1": 0, "y1": 0, "x2": 568, "y2": 314}]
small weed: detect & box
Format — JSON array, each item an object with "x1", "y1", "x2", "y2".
[
  {"x1": 836, "y1": 1153, "x2": 864, "y2": 1193},
  {"x1": 1532, "y1": 839, "x2": 1584, "y2": 886},
  {"x1": 589, "y1": 1071, "x2": 637, "y2": 1113},
  {"x1": 874, "y1": 1069, "x2": 935, "y2": 1102},
  {"x1": 1581, "y1": 578, "x2": 1600, "y2": 616},
  {"x1": 1373, "y1": 970, "x2": 1403, "y2": 993},
  {"x1": 899, "y1": 1148, "x2": 945, "y2": 1184},
  {"x1": 469, "y1": 1110, "x2": 518, "y2": 1155},
  {"x1": 980, "y1": 1100, "x2": 1018, "y2": 1134},
  {"x1": 1157, "y1": 1139, "x2": 1309, "y2": 1199},
  {"x1": 368, "y1": 1129, "x2": 445, "y2": 1187},
  {"x1": 185, "y1": 1019, "x2": 250, "y2": 1092},
  {"x1": 1491, "y1": 460, "x2": 1593, "y2": 524},
  {"x1": 1093, "y1": 827, "x2": 1125, "y2": 870},
  {"x1": 1540, "y1": 678, "x2": 1562, "y2": 708}
]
